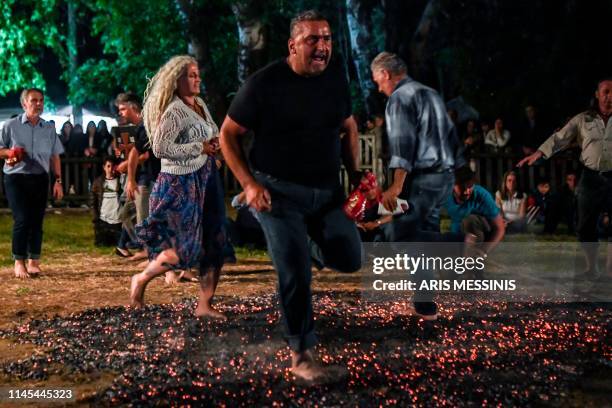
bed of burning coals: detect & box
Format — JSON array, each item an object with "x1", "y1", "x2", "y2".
[{"x1": 1, "y1": 292, "x2": 610, "y2": 406}]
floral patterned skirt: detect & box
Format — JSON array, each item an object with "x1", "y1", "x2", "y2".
[{"x1": 136, "y1": 159, "x2": 212, "y2": 269}]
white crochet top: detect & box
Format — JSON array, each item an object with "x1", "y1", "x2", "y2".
[{"x1": 151, "y1": 96, "x2": 218, "y2": 175}]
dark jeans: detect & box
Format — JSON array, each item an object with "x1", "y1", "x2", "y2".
[
  {"x1": 382, "y1": 170, "x2": 456, "y2": 315},
  {"x1": 576, "y1": 168, "x2": 612, "y2": 242},
  {"x1": 4, "y1": 173, "x2": 49, "y2": 260},
  {"x1": 386, "y1": 171, "x2": 455, "y2": 240},
  {"x1": 254, "y1": 172, "x2": 362, "y2": 352}
]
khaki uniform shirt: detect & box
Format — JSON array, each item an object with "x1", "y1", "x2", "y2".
[{"x1": 538, "y1": 111, "x2": 612, "y2": 171}]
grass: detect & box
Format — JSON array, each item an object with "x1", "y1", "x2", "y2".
[{"x1": 0, "y1": 212, "x2": 269, "y2": 266}]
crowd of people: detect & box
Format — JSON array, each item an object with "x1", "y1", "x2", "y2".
[{"x1": 1, "y1": 9, "x2": 610, "y2": 383}]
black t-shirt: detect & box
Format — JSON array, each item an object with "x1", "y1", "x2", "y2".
[
  {"x1": 227, "y1": 58, "x2": 352, "y2": 188},
  {"x1": 134, "y1": 124, "x2": 161, "y2": 185}
]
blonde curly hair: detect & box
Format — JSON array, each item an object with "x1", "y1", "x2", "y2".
[{"x1": 142, "y1": 55, "x2": 198, "y2": 141}]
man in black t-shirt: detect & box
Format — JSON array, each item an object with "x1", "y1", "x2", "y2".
[{"x1": 220, "y1": 10, "x2": 362, "y2": 381}]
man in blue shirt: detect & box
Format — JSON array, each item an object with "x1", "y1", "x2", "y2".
[
  {"x1": 0, "y1": 88, "x2": 64, "y2": 278},
  {"x1": 370, "y1": 51, "x2": 464, "y2": 320},
  {"x1": 446, "y1": 167, "x2": 505, "y2": 255}
]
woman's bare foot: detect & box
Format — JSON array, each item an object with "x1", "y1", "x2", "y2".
[
  {"x1": 130, "y1": 274, "x2": 147, "y2": 308},
  {"x1": 137, "y1": 259, "x2": 149, "y2": 269},
  {"x1": 164, "y1": 271, "x2": 182, "y2": 285},
  {"x1": 129, "y1": 249, "x2": 148, "y2": 262},
  {"x1": 291, "y1": 350, "x2": 327, "y2": 382},
  {"x1": 14, "y1": 261, "x2": 30, "y2": 279},
  {"x1": 194, "y1": 303, "x2": 227, "y2": 320},
  {"x1": 27, "y1": 260, "x2": 42, "y2": 276}
]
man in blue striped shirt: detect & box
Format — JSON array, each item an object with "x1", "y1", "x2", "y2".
[{"x1": 0, "y1": 88, "x2": 64, "y2": 278}]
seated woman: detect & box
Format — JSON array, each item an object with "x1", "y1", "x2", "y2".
[
  {"x1": 495, "y1": 170, "x2": 527, "y2": 233},
  {"x1": 484, "y1": 117, "x2": 511, "y2": 154}
]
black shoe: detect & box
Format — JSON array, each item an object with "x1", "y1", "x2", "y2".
[{"x1": 413, "y1": 301, "x2": 438, "y2": 321}]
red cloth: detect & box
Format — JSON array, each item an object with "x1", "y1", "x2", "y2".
[
  {"x1": 343, "y1": 172, "x2": 382, "y2": 221},
  {"x1": 6, "y1": 147, "x2": 25, "y2": 165}
]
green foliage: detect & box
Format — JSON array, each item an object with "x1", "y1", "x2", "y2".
[
  {"x1": 75, "y1": 0, "x2": 188, "y2": 104},
  {"x1": 0, "y1": 0, "x2": 55, "y2": 94}
]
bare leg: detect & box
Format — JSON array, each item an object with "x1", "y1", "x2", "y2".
[
  {"x1": 130, "y1": 249, "x2": 179, "y2": 307},
  {"x1": 14, "y1": 260, "x2": 29, "y2": 279},
  {"x1": 129, "y1": 248, "x2": 148, "y2": 262},
  {"x1": 194, "y1": 267, "x2": 226, "y2": 319},
  {"x1": 27, "y1": 259, "x2": 41, "y2": 275},
  {"x1": 291, "y1": 349, "x2": 326, "y2": 381}
]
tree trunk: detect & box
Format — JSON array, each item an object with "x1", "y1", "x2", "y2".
[
  {"x1": 175, "y1": 0, "x2": 227, "y2": 123},
  {"x1": 409, "y1": 0, "x2": 441, "y2": 86},
  {"x1": 345, "y1": 0, "x2": 380, "y2": 117},
  {"x1": 231, "y1": 1, "x2": 267, "y2": 85},
  {"x1": 67, "y1": 0, "x2": 82, "y2": 125}
]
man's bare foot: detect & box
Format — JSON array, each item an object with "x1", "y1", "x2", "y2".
[
  {"x1": 130, "y1": 274, "x2": 146, "y2": 308},
  {"x1": 291, "y1": 350, "x2": 327, "y2": 382},
  {"x1": 14, "y1": 261, "x2": 30, "y2": 279},
  {"x1": 194, "y1": 303, "x2": 227, "y2": 320},
  {"x1": 129, "y1": 250, "x2": 148, "y2": 262},
  {"x1": 27, "y1": 260, "x2": 41, "y2": 276}
]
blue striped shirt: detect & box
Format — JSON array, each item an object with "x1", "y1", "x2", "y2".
[
  {"x1": 385, "y1": 77, "x2": 464, "y2": 173},
  {"x1": 1, "y1": 114, "x2": 64, "y2": 175}
]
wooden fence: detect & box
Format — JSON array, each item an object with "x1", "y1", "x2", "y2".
[{"x1": 0, "y1": 136, "x2": 580, "y2": 206}]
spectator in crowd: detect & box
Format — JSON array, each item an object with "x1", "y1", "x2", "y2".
[
  {"x1": 91, "y1": 157, "x2": 124, "y2": 246},
  {"x1": 84, "y1": 121, "x2": 102, "y2": 158},
  {"x1": 517, "y1": 105, "x2": 548, "y2": 155},
  {"x1": 495, "y1": 170, "x2": 527, "y2": 233},
  {"x1": 446, "y1": 166, "x2": 505, "y2": 254},
  {"x1": 0, "y1": 88, "x2": 64, "y2": 278},
  {"x1": 526, "y1": 177, "x2": 558, "y2": 233},
  {"x1": 66, "y1": 123, "x2": 86, "y2": 157},
  {"x1": 60, "y1": 121, "x2": 73, "y2": 147},
  {"x1": 480, "y1": 120, "x2": 491, "y2": 143},
  {"x1": 97, "y1": 120, "x2": 113, "y2": 157},
  {"x1": 462, "y1": 119, "x2": 482, "y2": 155},
  {"x1": 484, "y1": 117, "x2": 511, "y2": 153},
  {"x1": 558, "y1": 172, "x2": 578, "y2": 234}
]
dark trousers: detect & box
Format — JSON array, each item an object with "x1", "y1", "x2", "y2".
[
  {"x1": 4, "y1": 173, "x2": 49, "y2": 260},
  {"x1": 386, "y1": 171, "x2": 455, "y2": 241},
  {"x1": 576, "y1": 168, "x2": 612, "y2": 242},
  {"x1": 382, "y1": 171, "x2": 457, "y2": 315},
  {"x1": 255, "y1": 172, "x2": 362, "y2": 352}
]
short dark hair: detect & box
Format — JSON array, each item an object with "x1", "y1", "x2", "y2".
[
  {"x1": 454, "y1": 166, "x2": 475, "y2": 186},
  {"x1": 20, "y1": 88, "x2": 44, "y2": 105},
  {"x1": 115, "y1": 92, "x2": 142, "y2": 112},
  {"x1": 290, "y1": 10, "x2": 328, "y2": 37},
  {"x1": 102, "y1": 156, "x2": 116, "y2": 166}
]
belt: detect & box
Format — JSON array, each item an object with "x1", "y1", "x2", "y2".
[{"x1": 584, "y1": 167, "x2": 612, "y2": 178}]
